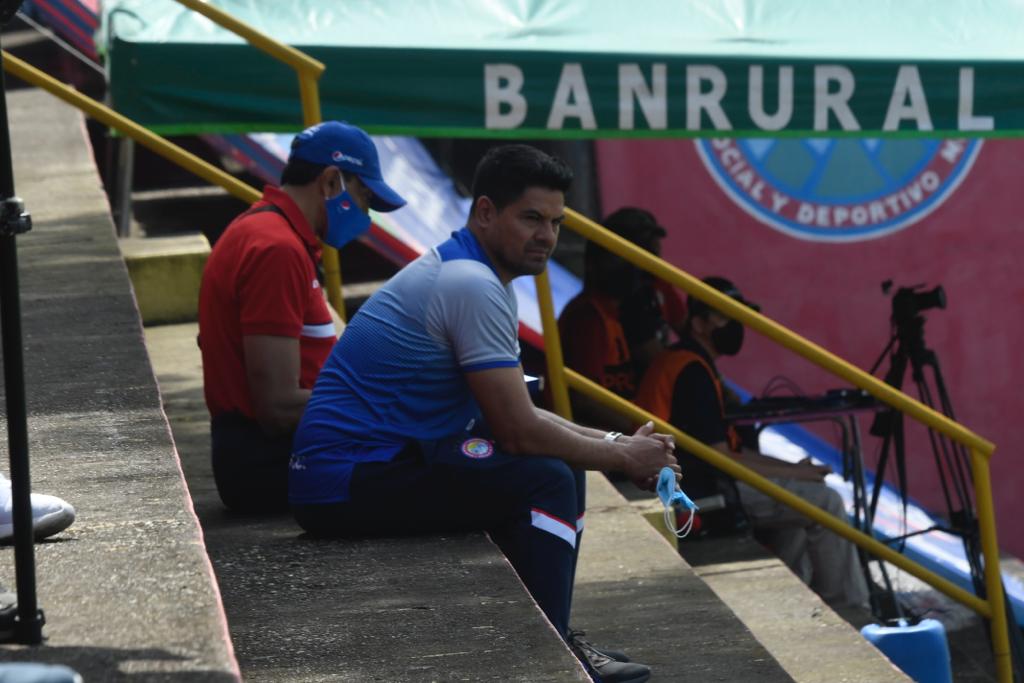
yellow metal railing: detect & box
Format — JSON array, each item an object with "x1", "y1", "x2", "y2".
[
  {"x1": 168, "y1": 0, "x2": 348, "y2": 319},
  {"x1": 4, "y1": 51, "x2": 261, "y2": 205},
  {"x1": 536, "y1": 208, "x2": 1012, "y2": 682}
]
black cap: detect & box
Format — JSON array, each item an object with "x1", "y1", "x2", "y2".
[
  {"x1": 601, "y1": 207, "x2": 667, "y2": 252},
  {"x1": 688, "y1": 276, "x2": 761, "y2": 318}
]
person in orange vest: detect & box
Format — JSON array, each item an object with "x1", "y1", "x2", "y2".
[
  {"x1": 636, "y1": 276, "x2": 869, "y2": 609},
  {"x1": 558, "y1": 207, "x2": 684, "y2": 431}
]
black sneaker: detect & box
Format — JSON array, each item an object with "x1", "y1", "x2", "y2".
[
  {"x1": 568, "y1": 630, "x2": 650, "y2": 683},
  {"x1": 568, "y1": 629, "x2": 630, "y2": 662}
]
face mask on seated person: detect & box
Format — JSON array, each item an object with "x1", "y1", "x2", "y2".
[
  {"x1": 324, "y1": 180, "x2": 371, "y2": 249},
  {"x1": 621, "y1": 283, "x2": 667, "y2": 348},
  {"x1": 711, "y1": 319, "x2": 744, "y2": 356}
]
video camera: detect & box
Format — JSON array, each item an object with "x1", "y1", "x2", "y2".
[{"x1": 882, "y1": 280, "x2": 946, "y2": 328}]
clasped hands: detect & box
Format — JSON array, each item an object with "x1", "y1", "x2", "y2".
[{"x1": 618, "y1": 421, "x2": 680, "y2": 491}]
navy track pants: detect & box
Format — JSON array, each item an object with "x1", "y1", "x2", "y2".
[{"x1": 292, "y1": 428, "x2": 586, "y2": 637}]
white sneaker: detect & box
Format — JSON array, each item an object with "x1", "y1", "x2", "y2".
[{"x1": 0, "y1": 473, "x2": 75, "y2": 542}]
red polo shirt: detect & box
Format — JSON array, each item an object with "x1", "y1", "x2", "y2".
[{"x1": 198, "y1": 186, "x2": 336, "y2": 419}]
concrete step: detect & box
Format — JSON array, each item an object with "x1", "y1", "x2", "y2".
[
  {"x1": 127, "y1": 185, "x2": 246, "y2": 242},
  {"x1": 621, "y1": 491, "x2": 911, "y2": 682},
  {"x1": 679, "y1": 532, "x2": 906, "y2": 682},
  {"x1": 0, "y1": 88, "x2": 237, "y2": 680},
  {"x1": 144, "y1": 323, "x2": 589, "y2": 682},
  {"x1": 119, "y1": 233, "x2": 211, "y2": 326},
  {"x1": 573, "y1": 474, "x2": 795, "y2": 680}
]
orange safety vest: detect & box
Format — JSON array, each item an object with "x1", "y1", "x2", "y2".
[
  {"x1": 560, "y1": 292, "x2": 638, "y2": 399},
  {"x1": 635, "y1": 348, "x2": 742, "y2": 452}
]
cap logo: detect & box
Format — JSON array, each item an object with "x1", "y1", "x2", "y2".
[
  {"x1": 340, "y1": 199, "x2": 352, "y2": 211},
  {"x1": 331, "y1": 150, "x2": 364, "y2": 167}
]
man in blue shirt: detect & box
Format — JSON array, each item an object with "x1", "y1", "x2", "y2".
[{"x1": 291, "y1": 145, "x2": 678, "y2": 682}]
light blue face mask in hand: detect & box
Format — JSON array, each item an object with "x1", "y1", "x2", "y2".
[{"x1": 657, "y1": 466, "x2": 700, "y2": 538}]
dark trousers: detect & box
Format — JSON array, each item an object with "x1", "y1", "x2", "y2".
[
  {"x1": 293, "y1": 430, "x2": 586, "y2": 637},
  {"x1": 211, "y1": 413, "x2": 292, "y2": 512}
]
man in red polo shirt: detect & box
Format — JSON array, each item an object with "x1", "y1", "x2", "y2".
[{"x1": 198, "y1": 121, "x2": 406, "y2": 512}]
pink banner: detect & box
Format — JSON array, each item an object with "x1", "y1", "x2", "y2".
[{"x1": 597, "y1": 137, "x2": 1024, "y2": 558}]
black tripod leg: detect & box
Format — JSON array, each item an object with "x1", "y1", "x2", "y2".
[
  {"x1": 869, "y1": 347, "x2": 907, "y2": 526},
  {"x1": 868, "y1": 423, "x2": 894, "y2": 527},
  {"x1": 892, "y1": 410, "x2": 910, "y2": 548},
  {"x1": 0, "y1": 239, "x2": 42, "y2": 645},
  {"x1": 0, "y1": 36, "x2": 44, "y2": 645}
]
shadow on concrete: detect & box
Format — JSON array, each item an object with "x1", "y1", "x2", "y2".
[{"x1": 1, "y1": 646, "x2": 238, "y2": 682}]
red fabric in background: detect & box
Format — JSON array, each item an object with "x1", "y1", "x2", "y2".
[{"x1": 596, "y1": 138, "x2": 1024, "y2": 558}]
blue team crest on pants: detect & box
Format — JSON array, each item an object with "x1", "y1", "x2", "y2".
[
  {"x1": 461, "y1": 438, "x2": 494, "y2": 459},
  {"x1": 695, "y1": 138, "x2": 981, "y2": 242}
]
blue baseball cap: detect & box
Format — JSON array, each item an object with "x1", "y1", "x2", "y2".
[{"x1": 289, "y1": 121, "x2": 406, "y2": 212}]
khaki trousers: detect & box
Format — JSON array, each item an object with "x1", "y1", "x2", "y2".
[{"x1": 737, "y1": 477, "x2": 870, "y2": 608}]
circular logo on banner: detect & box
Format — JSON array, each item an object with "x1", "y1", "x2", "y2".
[
  {"x1": 460, "y1": 438, "x2": 494, "y2": 459},
  {"x1": 695, "y1": 138, "x2": 981, "y2": 242}
]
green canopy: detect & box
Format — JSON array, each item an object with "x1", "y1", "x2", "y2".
[{"x1": 101, "y1": 0, "x2": 1024, "y2": 137}]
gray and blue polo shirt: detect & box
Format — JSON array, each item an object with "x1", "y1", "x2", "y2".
[{"x1": 289, "y1": 227, "x2": 520, "y2": 504}]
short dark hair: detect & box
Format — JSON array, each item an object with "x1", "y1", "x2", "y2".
[
  {"x1": 470, "y1": 144, "x2": 573, "y2": 212},
  {"x1": 281, "y1": 158, "x2": 358, "y2": 188},
  {"x1": 280, "y1": 157, "x2": 326, "y2": 186}
]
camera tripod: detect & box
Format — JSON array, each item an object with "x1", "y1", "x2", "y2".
[
  {"x1": 863, "y1": 292, "x2": 1024, "y2": 676},
  {"x1": 857, "y1": 304, "x2": 969, "y2": 606}
]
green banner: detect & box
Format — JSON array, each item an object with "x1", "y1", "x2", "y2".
[{"x1": 103, "y1": 0, "x2": 1024, "y2": 137}]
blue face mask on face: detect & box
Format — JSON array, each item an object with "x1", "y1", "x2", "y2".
[
  {"x1": 323, "y1": 180, "x2": 371, "y2": 249},
  {"x1": 657, "y1": 467, "x2": 699, "y2": 538}
]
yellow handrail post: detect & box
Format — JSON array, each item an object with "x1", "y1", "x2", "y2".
[
  {"x1": 169, "y1": 0, "x2": 346, "y2": 320},
  {"x1": 298, "y1": 74, "x2": 324, "y2": 126},
  {"x1": 535, "y1": 269, "x2": 572, "y2": 420},
  {"x1": 972, "y1": 448, "x2": 1013, "y2": 683},
  {"x1": 296, "y1": 72, "x2": 345, "y2": 321},
  {"x1": 320, "y1": 243, "x2": 345, "y2": 319}
]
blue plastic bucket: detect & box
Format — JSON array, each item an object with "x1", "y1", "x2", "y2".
[{"x1": 860, "y1": 618, "x2": 952, "y2": 683}]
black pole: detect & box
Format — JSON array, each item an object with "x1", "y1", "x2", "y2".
[{"x1": 0, "y1": 7, "x2": 45, "y2": 644}]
